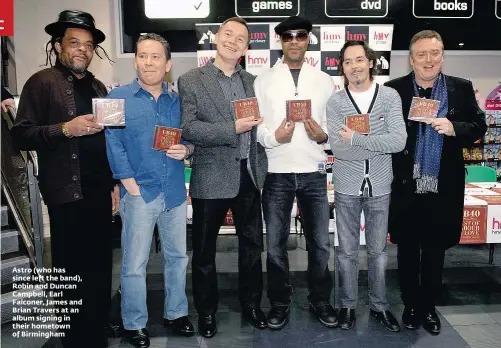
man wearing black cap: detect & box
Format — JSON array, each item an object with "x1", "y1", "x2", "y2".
[
  {"x1": 255, "y1": 16, "x2": 337, "y2": 330},
  {"x1": 12, "y1": 10, "x2": 117, "y2": 348}
]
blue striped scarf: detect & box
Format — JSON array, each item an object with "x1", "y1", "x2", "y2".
[{"x1": 412, "y1": 73, "x2": 448, "y2": 193}]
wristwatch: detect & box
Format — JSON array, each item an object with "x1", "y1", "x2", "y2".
[
  {"x1": 317, "y1": 133, "x2": 329, "y2": 145},
  {"x1": 62, "y1": 123, "x2": 73, "y2": 138}
]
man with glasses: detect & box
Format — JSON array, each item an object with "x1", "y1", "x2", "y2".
[
  {"x1": 12, "y1": 10, "x2": 117, "y2": 348},
  {"x1": 385, "y1": 30, "x2": 486, "y2": 335},
  {"x1": 254, "y1": 15, "x2": 337, "y2": 330},
  {"x1": 326, "y1": 40, "x2": 406, "y2": 332}
]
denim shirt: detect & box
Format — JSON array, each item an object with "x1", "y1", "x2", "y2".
[{"x1": 105, "y1": 79, "x2": 186, "y2": 208}]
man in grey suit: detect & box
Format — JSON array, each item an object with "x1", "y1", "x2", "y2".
[{"x1": 178, "y1": 17, "x2": 268, "y2": 338}]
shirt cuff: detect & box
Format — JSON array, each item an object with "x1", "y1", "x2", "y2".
[{"x1": 351, "y1": 132, "x2": 366, "y2": 147}]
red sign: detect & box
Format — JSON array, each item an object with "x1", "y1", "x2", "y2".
[
  {"x1": 0, "y1": 0, "x2": 14, "y2": 36},
  {"x1": 460, "y1": 206, "x2": 487, "y2": 244}
]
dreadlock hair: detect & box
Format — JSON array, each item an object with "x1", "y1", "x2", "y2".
[{"x1": 42, "y1": 30, "x2": 114, "y2": 68}]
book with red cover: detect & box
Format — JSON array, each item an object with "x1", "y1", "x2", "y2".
[
  {"x1": 233, "y1": 97, "x2": 260, "y2": 120},
  {"x1": 408, "y1": 97, "x2": 440, "y2": 121},
  {"x1": 92, "y1": 98, "x2": 125, "y2": 126},
  {"x1": 286, "y1": 99, "x2": 312, "y2": 122},
  {"x1": 345, "y1": 114, "x2": 370, "y2": 134},
  {"x1": 152, "y1": 126, "x2": 182, "y2": 150}
]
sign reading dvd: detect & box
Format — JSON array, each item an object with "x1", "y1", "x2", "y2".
[
  {"x1": 235, "y1": 0, "x2": 300, "y2": 18},
  {"x1": 325, "y1": 0, "x2": 388, "y2": 18},
  {"x1": 496, "y1": 0, "x2": 501, "y2": 19},
  {"x1": 412, "y1": 0, "x2": 474, "y2": 18}
]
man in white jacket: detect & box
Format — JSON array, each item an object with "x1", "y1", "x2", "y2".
[{"x1": 254, "y1": 16, "x2": 336, "y2": 330}]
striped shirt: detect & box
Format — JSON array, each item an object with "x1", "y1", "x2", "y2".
[
  {"x1": 326, "y1": 83, "x2": 407, "y2": 197},
  {"x1": 206, "y1": 61, "x2": 250, "y2": 159}
]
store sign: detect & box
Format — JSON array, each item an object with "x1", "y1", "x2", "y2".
[
  {"x1": 144, "y1": 0, "x2": 210, "y2": 19},
  {"x1": 0, "y1": 0, "x2": 14, "y2": 36},
  {"x1": 412, "y1": 0, "x2": 474, "y2": 19},
  {"x1": 325, "y1": 0, "x2": 388, "y2": 18},
  {"x1": 235, "y1": 0, "x2": 300, "y2": 18},
  {"x1": 496, "y1": 0, "x2": 501, "y2": 19}
]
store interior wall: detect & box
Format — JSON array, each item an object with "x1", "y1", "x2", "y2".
[{"x1": 13, "y1": 0, "x2": 501, "y2": 98}]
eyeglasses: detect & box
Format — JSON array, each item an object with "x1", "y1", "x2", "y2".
[
  {"x1": 281, "y1": 31, "x2": 309, "y2": 43},
  {"x1": 67, "y1": 39, "x2": 95, "y2": 51}
]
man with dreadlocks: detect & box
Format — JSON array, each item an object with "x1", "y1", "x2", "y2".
[{"x1": 12, "y1": 10, "x2": 117, "y2": 348}]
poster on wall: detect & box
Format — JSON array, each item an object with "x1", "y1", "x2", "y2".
[{"x1": 196, "y1": 23, "x2": 394, "y2": 91}]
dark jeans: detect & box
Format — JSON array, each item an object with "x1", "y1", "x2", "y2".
[
  {"x1": 397, "y1": 243, "x2": 446, "y2": 311},
  {"x1": 263, "y1": 172, "x2": 332, "y2": 306},
  {"x1": 47, "y1": 190, "x2": 112, "y2": 348},
  {"x1": 191, "y1": 160, "x2": 263, "y2": 315}
]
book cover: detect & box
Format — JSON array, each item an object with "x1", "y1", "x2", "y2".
[
  {"x1": 408, "y1": 97, "x2": 440, "y2": 121},
  {"x1": 92, "y1": 98, "x2": 125, "y2": 126},
  {"x1": 152, "y1": 126, "x2": 182, "y2": 150},
  {"x1": 345, "y1": 114, "x2": 370, "y2": 134},
  {"x1": 233, "y1": 97, "x2": 261, "y2": 120},
  {"x1": 486, "y1": 111, "x2": 496, "y2": 126},
  {"x1": 460, "y1": 205, "x2": 487, "y2": 244},
  {"x1": 484, "y1": 145, "x2": 495, "y2": 160},
  {"x1": 485, "y1": 130, "x2": 495, "y2": 144},
  {"x1": 471, "y1": 147, "x2": 483, "y2": 161},
  {"x1": 463, "y1": 148, "x2": 471, "y2": 160},
  {"x1": 286, "y1": 99, "x2": 312, "y2": 122}
]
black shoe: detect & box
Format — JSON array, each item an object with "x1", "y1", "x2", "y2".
[
  {"x1": 198, "y1": 314, "x2": 217, "y2": 338},
  {"x1": 422, "y1": 309, "x2": 441, "y2": 335},
  {"x1": 124, "y1": 328, "x2": 150, "y2": 348},
  {"x1": 309, "y1": 303, "x2": 338, "y2": 328},
  {"x1": 370, "y1": 309, "x2": 401, "y2": 332},
  {"x1": 164, "y1": 316, "x2": 195, "y2": 336},
  {"x1": 402, "y1": 307, "x2": 421, "y2": 330},
  {"x1": 338, "y1": 308, "x2": 356, "y2": 330},
  {"x1": 242, "y1": 304, "x2": 267, "y2": 329},
  {"x1": 267, "y1": 306, "x2": 290, "y2": 330}
]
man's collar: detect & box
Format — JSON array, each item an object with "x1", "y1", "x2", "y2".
[
  {"x1": 205, "y1": 58, "x2": 242, "y2": 77},
  {"x1": 131, "y1": 78, "x2": 173, "y2": 98}
]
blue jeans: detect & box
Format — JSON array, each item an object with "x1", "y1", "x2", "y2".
[
  {"x1": 263, "y1": 172, "x2": 332, "y2": 306},
  {"x1": 120, "y1": 193, "x2": 188, "y2": 330},
  {"x1": 334, "y1": 192, "x2": 390, "y2": 312}
]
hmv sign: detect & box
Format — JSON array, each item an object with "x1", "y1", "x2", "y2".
[
  {"x1": 325, "y1": 0, "x2": 388, "y2": 18},
  {"x1": 235, "y1": 0, "x2": 300, "y2": 18},
  {"x1": 412, "y1": 0, "x2": 474, "y2": 18}
]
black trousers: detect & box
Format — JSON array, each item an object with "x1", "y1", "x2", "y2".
[
  {"x1": 191, "y1": 160, "x2": 263, "y2": 315},
  {"x1": 397, "y1": 243, "x2": 445, "y2": 311},
  {"x1": 47, "y1": 189, "x2": 112, "y2": 348}
]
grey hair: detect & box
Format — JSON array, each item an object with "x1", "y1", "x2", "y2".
[
  {"x1": 135, "y1": 33, "x2": 171, "y2": 60},
  {"x1": 409, "y1": 30, "x2": 444, "y2": 55}
]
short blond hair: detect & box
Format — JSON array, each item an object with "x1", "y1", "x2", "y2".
[
  {"x1": 409, "y1": 30, "x2": 444, "y2": 55},
  {"x1": 219, "y1": 17, "x2": 251, "y2": 44}
]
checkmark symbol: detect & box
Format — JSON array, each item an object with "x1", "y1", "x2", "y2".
[{"x1": 194, "y1": 2, "x2": 202, "y2": 10}]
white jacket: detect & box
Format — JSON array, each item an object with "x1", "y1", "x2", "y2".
[{"x1": 255, "y1": 61, "x2": 335, "y2": 173}]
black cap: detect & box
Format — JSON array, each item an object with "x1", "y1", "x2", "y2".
[
  {"x1": 45, "y1": 10, "x2": 105, "y2": 44},
  {"x1": 274, "y1": 16, "x2": 312, "y2": 36}
]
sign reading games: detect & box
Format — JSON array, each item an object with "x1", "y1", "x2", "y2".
[
  {"x1": 235, "y1": 0, "x2": 300, "y2": 18},
  {"x1": 412, "y1": 0, "x2": 474, "y2": 18},
  {"x1": 325, "y1": 0, "x2": 389, "y2": 18}
]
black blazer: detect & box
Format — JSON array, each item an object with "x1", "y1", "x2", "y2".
[
  {"x1": 385, "y1": 73, "x2": 486, "y2": 248},
  {"x1": 1, "y1": 86, "x2": 13, "y2": 101}
]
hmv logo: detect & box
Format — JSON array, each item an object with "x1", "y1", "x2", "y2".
[
  {"x1": 247, "y1": 55, "x2": 268, "y2": 65},
  {"x1": 361, "y1": 0, "x2": 382, "y2": 10},
  {"x1": 251, "y1": 32, "x2": 267, "y2": 40},
  {"x1": 198, "y1": 56, "x2": 214, "y2": 66},
  {"x1": 325, "y1": 57, "x2": 341, "y2": 68},
  {"x1": 304, "y1": 57, "x2": 319, "y2": 68},
  {"x1": 434, "y1": 0, "x2": 468, "y2": 11},
  {"x1": 346, "y1": 31, "x2": 368, "y2": 41},
  {"x1": 492, "y1": 217, "x2": 501, "y2": 230},
  {"x1": 323, "y1": 32, "x2": 341, "y2": 41},
  {"x1": 374, "y1": 32, "x2": 390, "y2": 41}
]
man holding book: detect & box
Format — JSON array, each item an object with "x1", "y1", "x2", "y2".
[
  {"x1": 105, "y1": 33, "x2": 194, "y2": 348},
  {"x1": 385, "y1": 30, "x2": 486, "y2": 335},
  {"x1": 326, "y1": 40, "x2": 406, "y2": 332},
  {"x1": 178, "y1": 17, "x2": 268, "y2": 338},
  {"x1": 254, "y1": 15, "x2": 337, "y2": 330},
  {"x1": 11, "y1": 10, "x2": 118, "y2": 348}
]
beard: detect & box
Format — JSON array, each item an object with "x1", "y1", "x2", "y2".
[{"x1": 59, "y1": 49, "x2": 91, "y2": 74}]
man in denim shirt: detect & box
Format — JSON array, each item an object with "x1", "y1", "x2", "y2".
[{"x1": 105, "y1": 33, "x2": 194, "y2": 348}]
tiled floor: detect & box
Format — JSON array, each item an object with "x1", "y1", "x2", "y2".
[{"x1": 2, "y1": 237, "x2": 501, "y2": 348}]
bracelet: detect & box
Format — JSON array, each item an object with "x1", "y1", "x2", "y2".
[{"x1": 62, "y1": 123, "x2": 73, "y2": 138}]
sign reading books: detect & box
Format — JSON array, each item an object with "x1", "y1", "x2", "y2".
[
  {"x1": 92, "y1": 99, "x2": 125, "y2": 126},
  {"x1": 412, "y1": 0, "x2": 474, "y2": 19},
  {"x1": 233, "y1": 97, "x2": 261, "y2": 120},
  {"x1": 345, "y1": 114, "x2": 370, "y2": 134},
  {"x1": 286, "y1": 99, "x2": 312, "y2": 122},
  {"x1": 408, "y1": 97, "x2": 440, "y2": 121},
  {"x1": 152, "y1": 126, "x2": 182, "y2": 150}
]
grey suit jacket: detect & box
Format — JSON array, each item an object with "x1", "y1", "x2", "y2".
[{"x1": 178, "y1": 62, "x2": 268, "y2": 199}]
